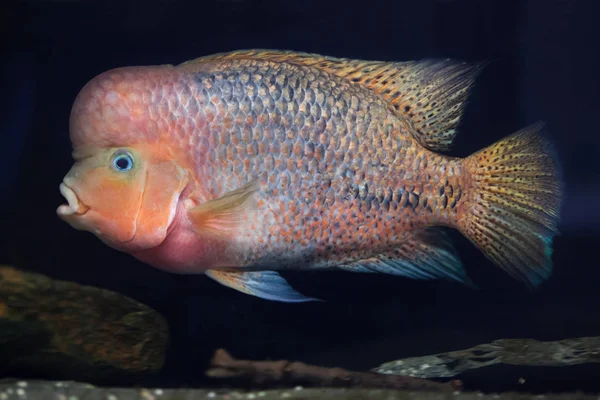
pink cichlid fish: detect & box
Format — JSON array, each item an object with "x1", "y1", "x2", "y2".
[{"x1": 57, "y1": 50, "x2": 563, "y2": 302}]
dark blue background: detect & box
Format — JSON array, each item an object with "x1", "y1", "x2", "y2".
[{"x1": 1, "y1": 0, "x2": 599, "y2": 393}]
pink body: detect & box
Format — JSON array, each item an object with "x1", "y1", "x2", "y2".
[
  {"x1": 67, "y1": 58, "x2": 468, "y2": 274},
  {"x1": 57, "y1": 50, "x2": 562, "y2": 301}
]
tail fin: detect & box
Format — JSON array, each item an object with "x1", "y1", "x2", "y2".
[{"x1": 459, "y1": 123, "x2": 564, "y2": 287}]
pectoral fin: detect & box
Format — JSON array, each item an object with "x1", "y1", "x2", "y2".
[
  {"x1": 206, "y1": 270, "x2": 321, "y2": 303},
  {"x1": 188, "y1": 179, "x2": 260, "y2": 239}
]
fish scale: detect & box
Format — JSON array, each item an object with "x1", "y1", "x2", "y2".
[{"x1": 176, "y1": 59, "x2": 462, "y2": 269}]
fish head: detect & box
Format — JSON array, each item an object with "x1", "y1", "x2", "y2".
[
  {"x1": 57, "y1": 66, "x2": 190, "y2": 253},
  {"x1": 57, "y1": 145, "x2": 189, "y2": 252}
]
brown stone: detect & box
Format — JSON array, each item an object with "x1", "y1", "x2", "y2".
[{"x1": 0, "y1": 266, "x2": 169, "y2": 383}]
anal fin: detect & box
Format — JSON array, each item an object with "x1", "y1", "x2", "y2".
[
  {"x1": 339, "y1": 228, "x2": 475, "y2": 287},
  {"x1": 206, "y1": 270, "x2": 321, "y2": 303}
]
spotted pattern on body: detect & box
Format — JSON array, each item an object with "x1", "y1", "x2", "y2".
[{"x1": 167, "y1": 58, "x2": 468, "y2": 270}]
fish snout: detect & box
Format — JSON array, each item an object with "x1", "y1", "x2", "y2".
[{"x1": 57, "y1": 181, "x2": 90, "y2": 217}]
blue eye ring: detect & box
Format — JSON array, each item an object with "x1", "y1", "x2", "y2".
[{"x1": 111, "y1": 150, "x2": 134, "y2": 172}]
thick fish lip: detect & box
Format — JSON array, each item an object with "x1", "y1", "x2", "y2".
[{"x1": 57, "y1": 182, "x2": 90, "y2": 217}]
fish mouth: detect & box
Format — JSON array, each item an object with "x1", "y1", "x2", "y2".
[{"x1": 57, "y1": 182, "x2": 90, "y2": 217}]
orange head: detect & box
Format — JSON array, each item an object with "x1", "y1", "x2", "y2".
[{"x1": 57, "y1": 66, "x2": 191, "y2": 253}]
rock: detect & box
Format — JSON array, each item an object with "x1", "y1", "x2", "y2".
[
  {"x1": 373, "y1": 336, "x2": 600, "y2": 379},
  {"x1": 0, "y1": 266, "x2": 169, "y2": 384}
]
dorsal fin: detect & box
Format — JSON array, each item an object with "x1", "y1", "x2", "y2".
[{"x1": 178, "y1": 49, "x2": 485, "y2": 152}]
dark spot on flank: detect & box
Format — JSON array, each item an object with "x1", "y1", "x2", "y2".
[
  {"x1": 441, "y1": 194, "x2": 448, "y2": 208},
  {"x1": 450, "y1": 188, "x2": 462, "y2": 208},
  {"x1": 404, "y1": 105, "x2": 411, "y2": 112}
]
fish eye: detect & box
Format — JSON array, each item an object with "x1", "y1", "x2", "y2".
[{"x1": 111, "y1": 150, "x2": 134, "y2": 172}]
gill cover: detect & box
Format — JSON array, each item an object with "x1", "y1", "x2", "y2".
[{"x1": 134, "y1": 157, "x2": 189, "y2": 250}]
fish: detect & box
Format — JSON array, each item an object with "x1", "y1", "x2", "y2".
[{"x1": 57, "y1": 49, "x2": 563, "y2": 303}]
